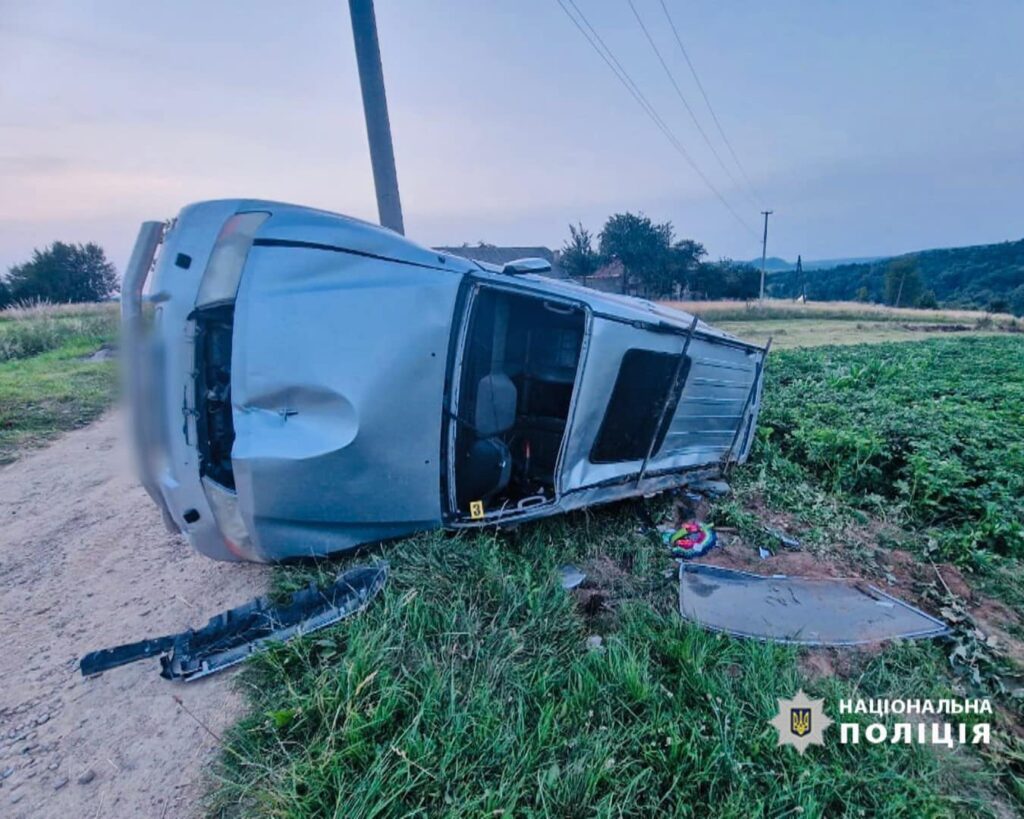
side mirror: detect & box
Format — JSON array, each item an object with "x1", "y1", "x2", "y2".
[{"x1": 501, "y1": 257, "x2": 551, "y2": 276}]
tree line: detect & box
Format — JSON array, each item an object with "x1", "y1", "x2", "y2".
[
  {"x1": 767, "y1": 237, "x2": 1024, "y2": 315},
  {"x1": 13, "y1": 225, "x2": 1019, "y2": 314},
  {"x1": 0, "y1": 242, "x2": 119, "y2": 309},
  {"x1": 560, "y1": 212, "x2": 761, "y2": 299}
]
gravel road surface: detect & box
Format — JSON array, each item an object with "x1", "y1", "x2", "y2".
[{"x1": 0, "y1": 413, "x2": 269, "y2": 817}]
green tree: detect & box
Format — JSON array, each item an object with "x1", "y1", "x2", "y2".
[
  {"x1": 650, "y1": 238, "x2": 706, "y2": 298},
  {"x1": 1010, "y1": 285, "x2": 1024, "y2": 317},
  {"x1": 598, "y1": 212, "x2": 672, "y2": 295},
  {"x1": 690, "y1": 259, "x2": 759, "y2": 299},
  {"x1": 719, "y1": 260, "x2": 760, "y2": 299},
  {"x1": 7, "y1": 242, "x2": 118, "y2": 303},
  {"x1": 560, "y1": 223, "x2": 599, "y2": 283},
  {"x1": 915, "y1": 290, "x2": 938, "y2": 309},
  {"x1": 0, "y1": 276, "x2": 11, "y2": 309},
  {"x1": 790, "y1": 237, "x2": 1024, "y2": 309},
  {"x1": 884, "y1": 257, "x2": 922, "y2": 307}
]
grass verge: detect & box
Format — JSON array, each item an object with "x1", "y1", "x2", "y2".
[
  {"x1": 0, "y1": 338, "x2": 117, "y2": 464},
  {"x1": 213, "y1": 523, "x2": 996, "y2": 818},
  {"x1": 0, "y1": 301, "x2": 118, "y2": 363}
]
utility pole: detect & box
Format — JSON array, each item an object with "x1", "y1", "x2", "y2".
[
  {"x1": 348, "y1": 0, "x2": 405, "y2": 235},
  {"x1": 759, "y1": 209, "x2": 773, "y2": 302}
]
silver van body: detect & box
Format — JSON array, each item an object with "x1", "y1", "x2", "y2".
[{"x1": 123, "y1": 200, "x2": 767, "y2": 562}]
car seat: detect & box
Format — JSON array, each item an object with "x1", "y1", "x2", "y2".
[{"x1": 461, "y1": 373, "x2": 517, "y2": 503}]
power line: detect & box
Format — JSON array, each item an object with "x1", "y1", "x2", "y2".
[
  {"x1": 626, "y1": 0, "x2": 755, "y2": 210},
  {"x1": 563, "y1": 0, "x2": 756, "y2": 238},
  {"x1": 555, "y1": 0, "x2": 759, "y2": 239},
  {"x1": 658, "y1": 0, "x2": 764, "y2": 207}
]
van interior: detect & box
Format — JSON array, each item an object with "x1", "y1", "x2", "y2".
[{"x1": 452, "y1": 288, "x2": 585, "y2": 519}]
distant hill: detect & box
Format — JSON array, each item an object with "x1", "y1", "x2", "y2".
[
  {"x1": 765, "y1": 238, "x2": 1024, "y2": 315},
  {"x1": 742, "y1": 255, "x2": 884, "y2": 272}
]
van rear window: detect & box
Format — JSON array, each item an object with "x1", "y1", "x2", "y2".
[{"x1": 590, "y1": 349, "x2": 689, "y2": 463}]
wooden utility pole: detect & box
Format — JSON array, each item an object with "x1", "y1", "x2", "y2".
[
  {"x1": 759, "y1": 210, "x2": 773, "y2": 302},
  {"x1": 348, "y1": 0, "x2": 405, "y2": 235}
]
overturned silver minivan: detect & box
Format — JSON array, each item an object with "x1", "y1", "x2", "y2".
[{"x1": 124, "y1": 200, "x2": 768, "y2": 562}]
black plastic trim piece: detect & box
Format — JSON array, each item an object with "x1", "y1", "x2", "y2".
[{"x1": 80, "y1": 565, "x2": 389, "y2": 680}]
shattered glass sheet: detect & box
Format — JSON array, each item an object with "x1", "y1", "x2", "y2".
[{"x1": 678, "y1": 564, "x2": 949, "y2": 646}]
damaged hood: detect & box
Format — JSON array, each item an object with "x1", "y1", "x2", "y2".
[{"x1": 229, "y1": 218, "x2": 466, "y2": 559}]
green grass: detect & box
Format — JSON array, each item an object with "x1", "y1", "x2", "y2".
[
  {"x1": 662, "y1": 299, "x2": 1021, "y2": 327},
  {"x1": 0, "y1": 331, "x2": 118, "y2": 463},
  {"x1": 0, "y1": 302, "x2": 118, "y2": 363},
  {"x1": 723, "y1": 337, "x2": 1024, "y2": 729},
  {"x1": 214, "y1": 523, "x2": 996, "y2": 818},
  {"x1": 657, "y1": 299, "x2": 1024, "y2": 350},
  {"x1": 753, "y1": 336, "x2": 1024, "y2": 562},
  {"x1": 213, "y1": 334, "x2": 1024, "y2": 817},
  {"x1": 715, "y1": 319, "x2": 1011, "y2": 350}
]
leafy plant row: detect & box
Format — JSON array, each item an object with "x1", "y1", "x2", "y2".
[{"x1": 755, "y1": 337, "x2": 1024, "y2": 560}]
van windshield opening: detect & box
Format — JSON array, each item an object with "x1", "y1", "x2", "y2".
[{"x1": 453, "y1": 289, "x2": 585, "y2": 516}]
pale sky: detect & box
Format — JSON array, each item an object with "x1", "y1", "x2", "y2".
[{"x1": 2, "y1": 0, "x2": 1022, "y2": 275}]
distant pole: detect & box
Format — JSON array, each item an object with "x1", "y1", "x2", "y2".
[
  {"x1": 348, "y1": 0, "x2": 405, "y2": 235},
  {"x1": 759, "y1": 209, "x2": 773, "y2": 302}
]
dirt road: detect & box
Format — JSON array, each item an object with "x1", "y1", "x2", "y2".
[{"x1": 0, "y1": 413, "x2": 269, "y2": 817}]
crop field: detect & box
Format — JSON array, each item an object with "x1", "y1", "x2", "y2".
[
  {"x1": 665, "y1": 298, "x2": 1021, "y2": 325},
  {"x1": 0, "y1": 301, "x2": 118, "y2": 463},
  {"x1": 212, "y1": 335, "x2": 1024, "y2": 818},
  {"x1": 662, "y1": 299, "x2": 1023, "y2": 350},
  {"x1": 755, "y1": 337, "x2": 1023, "y2": 562}
]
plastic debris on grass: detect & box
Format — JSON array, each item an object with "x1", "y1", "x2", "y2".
[
  {"x1": 664, "y1": 521, "x2": 719, "y2": 560},
  {"x1": 80, "y1": 564, "x2": 389, "y2": 680},
  {"x1": 558, "y1": 564, "x2": 587, "y2": 590}
]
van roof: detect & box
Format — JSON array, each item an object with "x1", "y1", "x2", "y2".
[{"x1": 196, "y1": 198, "x2": 756, "y2": 349}]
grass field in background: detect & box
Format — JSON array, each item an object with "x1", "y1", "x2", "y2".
[
  {"x1": 213, "y1": 336, "x2": 1024, "y2": 818},
  {"x1": 714, "y1": 319, "x2": 1014, "y2": 349},
  {"x1": 664, "y1": 298, "x2": 1021, "y2": 325},
  {"x1": 659, "y1": 299, "x2": 1023, "y2": 350},
  {"x1": 0, "y1": 302, "x2": 118, "y2": 463},
  {"x1": 0, "y1": 301, "x2": 118, "y2": 363}
]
